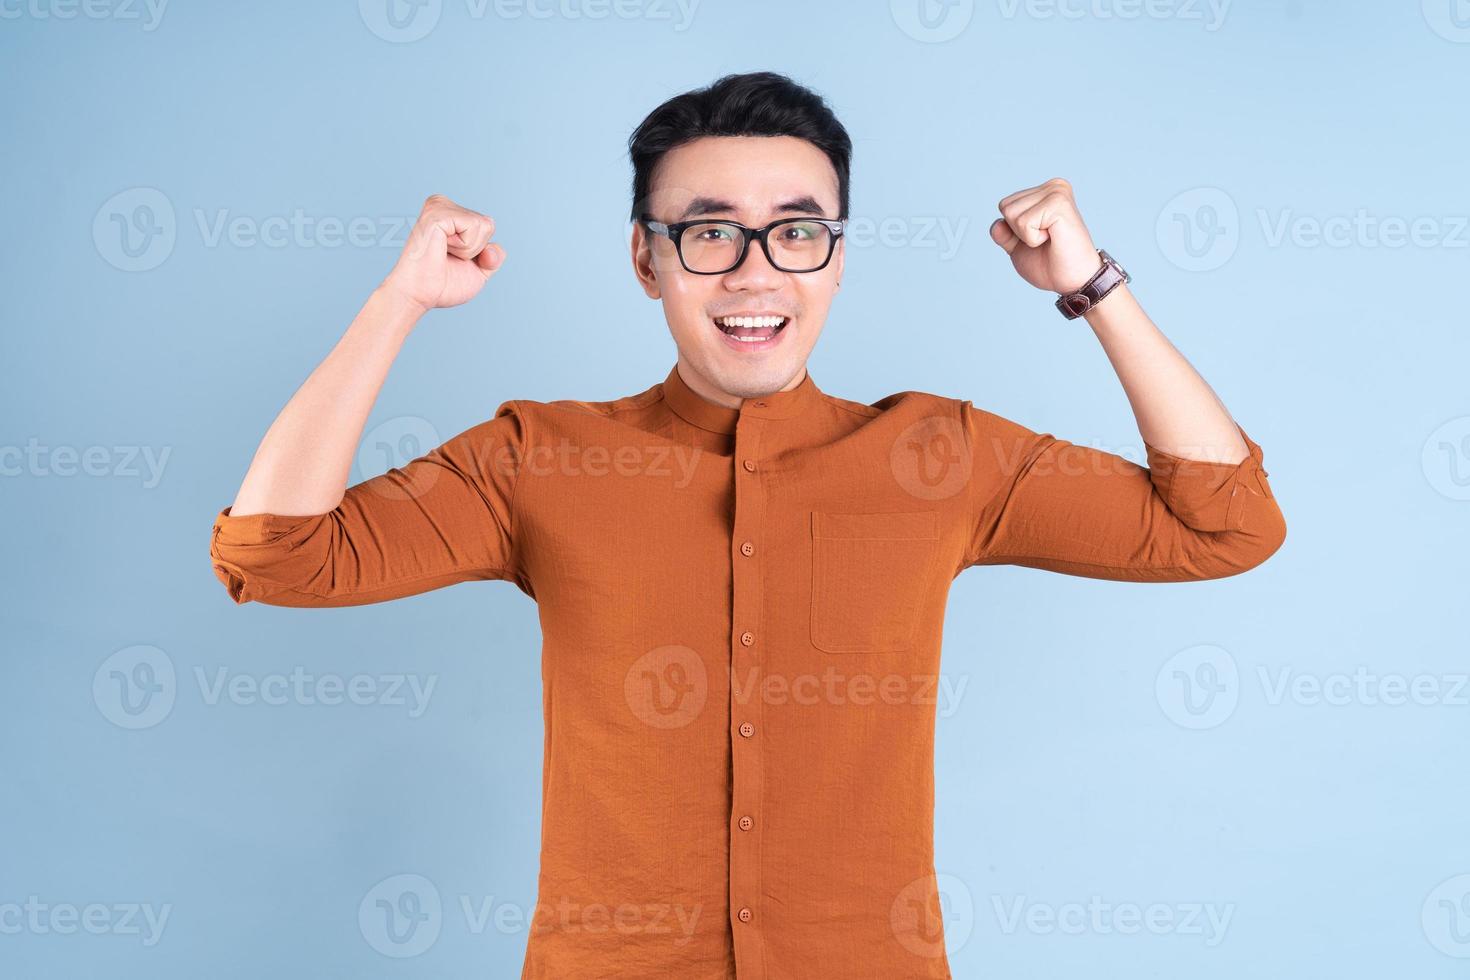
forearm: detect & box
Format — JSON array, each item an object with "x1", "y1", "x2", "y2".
[
  {"x1": 228, "y1": 286, "x2": 423, "y2": 517},
  {"x1": 1083, "y1": 284, "x2": 1249, "y2": 465}
]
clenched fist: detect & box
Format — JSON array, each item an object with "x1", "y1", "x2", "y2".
[
  {"x1": 382, "y1": 195, "x2": 505, "y2": 313},
  {"x1": 989, "y1": 178, "x2": 1102, "y2": 295}
]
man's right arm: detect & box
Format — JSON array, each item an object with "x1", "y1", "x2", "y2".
[
  {"x1": 228, "y1": 195, "x2": 504, "y2": 518},
  {"x1": 210, "y1": 195, "x2": 526, "y2": 607}
]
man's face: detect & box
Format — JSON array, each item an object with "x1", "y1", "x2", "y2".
[{"x1": 632, "y1": 135, "x2": 844, "y2": 403}]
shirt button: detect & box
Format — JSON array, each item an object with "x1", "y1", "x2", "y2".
[
  {"x1": 737, "y1": 907, "x2": 753, "y2": 923},
  {"x1": 739, "y1": 631, "x2": 754, "y2": 647},
  {"x1": 739, "y1": 722, "x2": 754, "y2": 737},
  {"x1": 754, "y1": 400, "x2": 768, "y2": 408},
  {"x1": 742, "y1": 459, "x2": 757, "y2": 473},
  {"x1": 739, "y1": 541, "x2": 755, "y2": 557},
  {"x1": 738, "y1": 815, "x2": 753, "y2": 831}
]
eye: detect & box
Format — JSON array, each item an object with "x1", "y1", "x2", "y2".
[{"x1": 779, "y1": 222, "x2": 819, "y2": 241}]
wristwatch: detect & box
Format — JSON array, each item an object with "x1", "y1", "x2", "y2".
[{"x1": 1055, "y1": 249, "x2": 1130, "y2": 320}]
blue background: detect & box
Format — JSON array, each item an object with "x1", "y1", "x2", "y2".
[{"x1": 3, "y1": 0, "x2": 1467, "y2": 976}]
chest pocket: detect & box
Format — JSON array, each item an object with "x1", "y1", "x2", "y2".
[{"x1": 810, "y1": 510, "x2": 939, "y2": 653}]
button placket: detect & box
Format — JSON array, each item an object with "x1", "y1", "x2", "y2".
[{"x1": 729, "y1": 411, "x2": 767, "y2": 979}]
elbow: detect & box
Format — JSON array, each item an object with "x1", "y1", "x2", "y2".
[
  {"x1": 208, "y1": 508, "x2": 334, "y2": 606},
  {"x1": 1196, "y1": 498, "x2": 1287, "y2": 580}
]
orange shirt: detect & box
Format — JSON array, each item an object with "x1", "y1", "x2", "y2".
[{"x1": 209, "y1": 363, "x2": 1285, "y2": 978}]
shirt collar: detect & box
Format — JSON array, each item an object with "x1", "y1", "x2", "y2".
[{"x1": 661, "y1": 362, "x2": 821, "y2": 434}]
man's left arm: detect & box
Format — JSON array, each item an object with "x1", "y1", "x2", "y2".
[
  {"x1": 959, "y1": 178, "x2": 1287, "y2": 581},
  {"x1": 989, "y1": 177, "x2": 1250, "y2": 465}
]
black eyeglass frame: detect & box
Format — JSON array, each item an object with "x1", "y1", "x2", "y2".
[{"x1": 639, "y1": 215, "x2": 846, "y2": 275}]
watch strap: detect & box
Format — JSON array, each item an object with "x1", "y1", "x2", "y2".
[{"x1": 1056, "y1": 250, "x2": 1130, "y2": 320}]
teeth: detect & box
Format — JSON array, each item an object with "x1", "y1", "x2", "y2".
[{"x1": 717, "y1": 315, "x2": 787, "y2": 329}]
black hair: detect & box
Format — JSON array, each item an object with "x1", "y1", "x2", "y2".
[{"x1": 626, "y1": 71, "x2": 852, "y2": 222}]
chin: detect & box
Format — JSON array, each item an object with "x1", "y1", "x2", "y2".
[{"x1": 696, "y1": 348, "x2": 803, "y2": 400}]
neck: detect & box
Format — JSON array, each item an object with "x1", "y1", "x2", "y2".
[{"x1": 675, "y1": 355, "x2": 807, "y2": 409}]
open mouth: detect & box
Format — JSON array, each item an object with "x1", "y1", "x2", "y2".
[{"x1": 713, "y1": 314, "x2": 790, "y2": 346}]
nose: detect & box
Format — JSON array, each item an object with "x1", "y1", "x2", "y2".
[{"x1": 722, "y1": 236, "x2": 786, "y2": 291}]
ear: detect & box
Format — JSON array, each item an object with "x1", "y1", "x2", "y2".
[
  {"x1": 833, "y1": 235, "x2": 845, "y2": 289},
  {"x1": 631, "y1": 221, "x2": 661, "y2": 300}
]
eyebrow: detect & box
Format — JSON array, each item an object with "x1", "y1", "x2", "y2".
[{"x1": 677, "y1": 195, "x2": 830, "y2": 221}]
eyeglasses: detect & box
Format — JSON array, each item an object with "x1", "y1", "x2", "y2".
[{"x1": 640, "y1": 215, "x2": 845, "y2": 275}]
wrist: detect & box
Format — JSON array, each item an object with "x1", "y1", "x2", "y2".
[
  {"x1": 369, "y1": 282, "x2": 430, "y2": 334},
  {"x1": 1081, "y1": 280, "x2": 1133, "y2": 326},
  {"x1": 1055, "y1": 249, "x2": 1130, "y2": 320}
]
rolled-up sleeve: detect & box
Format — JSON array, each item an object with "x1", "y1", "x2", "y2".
[
  {"x1": 962, "y1": 403, "x2": 1286, "y2": 582},
  {"x1": 209, "y1": 401, "x2": 528, "y2": 607}
]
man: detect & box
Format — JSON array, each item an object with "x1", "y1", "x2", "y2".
[{"x1": 209, "y1": 71, "x2": 1285, "y2": 979}]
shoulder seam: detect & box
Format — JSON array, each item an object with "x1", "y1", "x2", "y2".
[{"x1": 504, "y1": 399, "x2": 528, "y2": 578}]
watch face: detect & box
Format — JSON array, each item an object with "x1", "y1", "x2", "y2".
[{"x1": 1101, "y1": 250, "x2": 1128, "y2": 280}]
